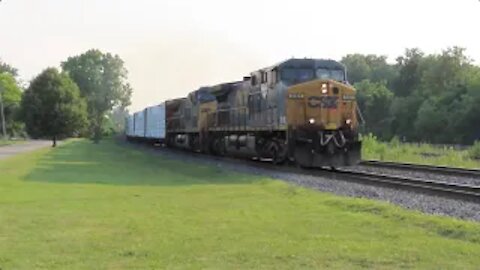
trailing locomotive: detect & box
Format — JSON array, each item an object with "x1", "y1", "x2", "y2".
[{"x1": 126, "y1": 58, "x2": 361, "y2": 167}]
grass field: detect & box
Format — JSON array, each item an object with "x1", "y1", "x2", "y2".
[
  {"x1": 0, "y1": 139, "x2": 25, "y2": 147},
  {"x1": 362, "y1": 134, "x2": 480, "y2": 169},
  {"x1": 1, "y1": 139, "x2": 480, "y2": 269}
]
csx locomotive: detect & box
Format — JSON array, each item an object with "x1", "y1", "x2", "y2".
[{"x1": 126, "y1": 58, "x2": 361, "y2": 167}]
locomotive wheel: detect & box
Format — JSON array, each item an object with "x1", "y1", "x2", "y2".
[
  {"x1": 270, "y1": 144, "x2": 280, "y2": 165},
  {"x1": 267, "y1": 140, "x2": 286, "y2": 165},
  {"x1": 294, "y1": 142, "x2": 313, "y2": 168},
  {"x1": 191, "y1": 135, "x2": 200, "y2": 152},
  {"x1": 212, "y1": 137, "x2": 226, "y2": 156}
]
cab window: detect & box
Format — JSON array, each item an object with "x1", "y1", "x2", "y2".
[
  {"x1": 269, "y1": 70, "x2": 277, "y2": 86},
  {"x1": 261, "y1": 72, "x2": 267, "y2": 84},
  {"x1": 251, "y1": 75, "x2": 257, "y2": 86},
  {"x1": 280, "y1": 68, "x2": 314, "y2": 83},
  {"x1": 316, "y1": 68, "x2": 345, "y2": 81}
]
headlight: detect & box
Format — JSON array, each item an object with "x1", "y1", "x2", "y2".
[
  {"x1": 321, "y1": 83, "x2": 328, "y2": 94},
  {"x1": 309, "y1": 118, "x2": 315, "y2": 124},
  {"x1": 346, "y1": 119, "x2": 352, "y2": 125}
]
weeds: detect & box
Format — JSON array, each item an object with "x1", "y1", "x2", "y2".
[
  {"x1": 361, "y1": 133, "x2": 480, "y2": 169},
  {"x1": 468, "y1": 141, "x2": 480, "y2": 160}
]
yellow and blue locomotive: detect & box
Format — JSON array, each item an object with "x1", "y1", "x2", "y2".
[{"x1": 128, "y1": 58, "x2": 361, "y2": 167}]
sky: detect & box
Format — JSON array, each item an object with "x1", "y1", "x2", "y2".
[{"x1": 1, "y1": 0, "x2": 479, "y2": 111}]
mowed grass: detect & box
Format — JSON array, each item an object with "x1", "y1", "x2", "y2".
[{"x1": 1, "y1": 140, "x2": 480, "y2": 269}]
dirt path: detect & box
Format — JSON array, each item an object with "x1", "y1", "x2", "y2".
[{"x1": 0, "y1": 140, "x2": 52, "y2": 160}]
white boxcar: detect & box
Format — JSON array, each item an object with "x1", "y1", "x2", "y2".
[
  {"x1": 134, "y1": 110, "x2": 146, "y2": 138},
  {"x1": 126, "y1": 115, "x2": 135, "y2": 137},
  {"x1": 145, "y1": 103, "x2": 166, "y2": 140}
]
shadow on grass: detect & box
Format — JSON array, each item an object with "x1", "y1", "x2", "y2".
[{"x1": 23, "y1": 139, "x2": 259, "y2": 186}]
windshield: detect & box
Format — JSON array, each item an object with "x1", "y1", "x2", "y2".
[
  {"x1": 316, "y1": 68, "x2": 345, "y2": 81},
  {"x1": 196, "y1": 89, "x2": 216, "y2": 103},
  {"x1": 281, "y1": 68, "x2": 314, "y2": 83},
  {"x1": 281, "y1": 68, "x2": 345, "y2": 84}
]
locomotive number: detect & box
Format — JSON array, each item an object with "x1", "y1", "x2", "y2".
[
  {"x1": 308, "y1": 96, "x2": 338, "y2": 109},
  {"x1": 342, "y1": 94, "x2": 356, "y2": 101},
  {"x1": 288, "y1": 93, "x2": 304, "y2": 99}
]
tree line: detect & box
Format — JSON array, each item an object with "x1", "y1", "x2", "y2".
[
  {"x1": 342, "y1": 47, "x2": 480, "y2": 145},
  {"x1": 0, "y1": 49, "x2": 131, "y2": 145}
]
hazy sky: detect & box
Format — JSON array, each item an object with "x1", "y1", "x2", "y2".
[{"x1": 1, "y1": 0, "x2": 479, "y2": 111}]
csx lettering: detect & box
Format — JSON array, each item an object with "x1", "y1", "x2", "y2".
[{"x1": 308, "y1": 96, "x2": 338, "y2": 109}]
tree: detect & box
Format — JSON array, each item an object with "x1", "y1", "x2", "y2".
[
  {"x1": 341, "y1": 54, "x2": 371, "y2": 84},
  {"x1": 393, "y1": 48, "x2": 424, "y2": 97},
  {"x1": 21, "y1": 68, "x2": 88, "y2": 146},
  {"x1": 354, "y1": 80, "x2": 394, "y2": 138},
  {"x1": 364, "y1": 55, "x2": 398, "y2": 87},
  {"x1": 341, "y1": 54, "x2": 398, "y2": 86},
  {"x1": 389, "y1": 95, "x2": 423, "y2": 141},
  {"x1": 0, "y1": 59, "x2": 18, "y2": 77},
  {"x1": 61, "y1": 49, "x2": 132, "y2": 142},
  {"x1": 417, "y1": 47, "x2": 471, "y2": 97},
  {"x1": 0, "y1": 72, "x2": 22, "y2": 137},
  {"x1": 109, "y1": 106, "x2": 129, "y2": 134},
  {"x1": 414, "y1": 98, "x2": 449, "y2": 143},
  {"x1": 339, "y1": 47, "x2": 480, "y2": 144},
  {"x1": 448, "y1": 67, "x2": 480, "y2": 144}
]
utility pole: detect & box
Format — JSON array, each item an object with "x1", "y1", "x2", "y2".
[{"x1": 0, "y1": 84, "x2": 6, "y2": 138}]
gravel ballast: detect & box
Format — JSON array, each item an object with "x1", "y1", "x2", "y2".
[{"x1": 125, "y1": 141, "x2": 480, "y2": 222}]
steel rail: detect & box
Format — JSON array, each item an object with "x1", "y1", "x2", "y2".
[
  {"x1": 360, "y1": 160, "x2": 480, "y2": 178},
  {"x1": 333, "y1": 169, "x2": 480, "y2": 202},
  {"x1": 122, "y1": 139, "x2": 480, "y2": 202}
]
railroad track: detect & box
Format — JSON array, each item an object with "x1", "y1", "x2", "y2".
[
  {"x1": 332, "y1": 169, "x2": 480, "y2": 202},
  {"x1": 360, "y1": 160, "x2": 480, "y2": 178},
  {"x1": 224, "y1": 158, "x2": 480, "y2": 202},
  {"x1": 123, "y1": 139, "x2": 480, "y2": 202},
  {"x1": 231, "y1": 160, "x2": 480, "y2": 203}
]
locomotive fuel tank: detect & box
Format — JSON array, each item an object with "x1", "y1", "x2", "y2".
[{"x1": 224, "y1": 134, "x2": 258, "y2": 157}]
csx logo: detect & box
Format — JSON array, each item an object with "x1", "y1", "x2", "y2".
[{"x1": 308, "y1": 96, "x2": 338, "y2": 109}]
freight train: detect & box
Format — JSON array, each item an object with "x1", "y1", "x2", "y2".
[{"x1": 126, "y1": 58, "x2": 361, "y2": 167}]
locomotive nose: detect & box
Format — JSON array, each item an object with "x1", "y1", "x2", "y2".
[
  {"x1": 309, "y1": 81, "x2": 339, "y2": 129},
  {"x1": 286, "y1": 79, "x2": 356, "y2": 130},
  {"x1": 285, "y1": 78, "x2": 361, "y2": 168}
]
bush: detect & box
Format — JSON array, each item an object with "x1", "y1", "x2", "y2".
[
  {"x1": 389, "y1": 136, "x2": 401, "y2": 148},
  {"x1": 468, "y1": 141, "x2": 480, "y2": 160},
  {"x1": 361, "y1": 133, "x2": 387, "y2": 160},
  {"x1": 8, "y1": 121, "x2": 28, "y2": 139}
]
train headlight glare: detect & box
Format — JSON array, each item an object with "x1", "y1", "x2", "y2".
[
  {"x1": 309, "y1": 118, "x2": 315, "y2": 124},
  {"x1": 321, "y1": 83, "x2": 328, "y2": 94}
]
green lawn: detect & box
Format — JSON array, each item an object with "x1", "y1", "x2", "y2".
[{"x1": 1, "y1": 139, "x2": 480, "y2": 269}]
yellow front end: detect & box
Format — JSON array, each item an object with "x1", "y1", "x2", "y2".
[
  {"x1": 286, "y1": 79, "x2": 361, "y2": 167},
  {"x1": 286, "y1": 79, "x2": 358, "y2": 130}
]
